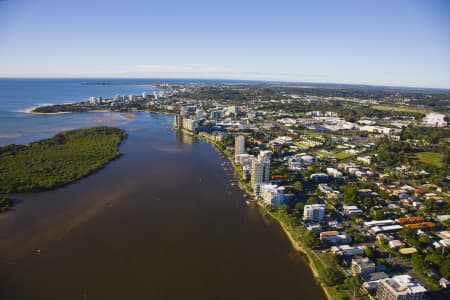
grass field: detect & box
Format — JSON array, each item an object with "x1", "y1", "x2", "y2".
[
  {"x1": 372, "y1": 105, "x2": 430, "y2": 114},
  {"x1": 414, "y1": 152, "x2": 446, "y2": 168},
  {"x1": 334, "y1": 151, "x2": 356, "y2": 160},
  {"x1": 315, "y1": 150, "x2": 333, "y2": 157}
]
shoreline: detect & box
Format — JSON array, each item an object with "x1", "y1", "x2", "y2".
[
  {"x1": 260, "y1": 202, "x2": 334, "y2": 300},
  {"x1": 20, "y1": 103, "x2": 178, "y2": 117},
  {"x1": 195, "y1": 132, "x2": 333, "y2": 300},
  {"x1": 21, "y1": 107, "x2": 72, "y2": 115}
]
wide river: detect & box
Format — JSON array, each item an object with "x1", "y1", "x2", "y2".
[{"x1": 0, "y1": 79, "x2": 326, "y2": 300}]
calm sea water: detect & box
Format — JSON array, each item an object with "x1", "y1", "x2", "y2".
[
  {"x1": 0, "y1": 79, "x2": 326, "y2": 300},
  {"x1": 0, "y1": 78, "x2": 160, "y2": 146}
]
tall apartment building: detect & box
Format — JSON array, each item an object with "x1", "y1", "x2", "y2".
[
  {"x1": 173, "y1": 114, "x2": 183, "y2": 129},
  {"x1": 235, "y1": 135, "x2": 245, "y2": 158},
  {"x1": 182, "y1": 118, "x2": 198, "y2": 132},
  {"x1": 376, "y1": 275, "x2": 426, "y2": 300},
  {"x1": 303, "y1": 204, "x2": 326, "y2": 222},
  {"x1": 251, "y1": 158, "x2": 271, "y2": 196}
]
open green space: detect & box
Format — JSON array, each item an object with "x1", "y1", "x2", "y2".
[
  {"x1": 0, "y1": 126, "x2": 127, "y2": 193},
  {"x1": 334, "y1": 151, "x2": 356, "y2": 160},
  {"x1": 372, "y1": 104, "x2": 431, "y2": 114},
  {"x1": 414, "y1": 152, "x2": 446, "y2": 168}
]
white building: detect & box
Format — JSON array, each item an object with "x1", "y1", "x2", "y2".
[
  {"x1": 235, "y1": 154, "x2": 254, "y2": 167},
  {"x1": 327, "y1": 167, "x2": 343, "y2": 178},
  {"x1": 182, "y1": 118, "x2": 198, "y2": 132},
  {"x1": 330, "y1": 245, "x2": 364, "y2": 256},
  {"x1": 258, "y1": 150, "x2": 272, "y2": 162},
  {"x1": 423, "y1": 112, "x2": 447, "y2": 127},
  {"x1": 303, "y1": 204, "x2": 326, "y2": 222},
  {"x1": 318, "y1": 184, "x2": 342, "y2": 199},
  {"x1": 89, "y1": 96, "x2": 98, "y2": 105},
  {"x1": 251, "y1": 158, "x2": 271, "y2": 193},
  {"x1": 260, "y1": 184, "x2": 285, "y2": 206},
  {"x1": 343, "y1": 205, "x2": 363, "y2": 216},
  {"x1": 351, "y1": 257, "x2": 376, "y2": 275},
  {"x1": 227, "y1": 106, "x2": 239, "y2": 115},
  {"x1": 357, "y1": 156, "x2": 372, "y2": 165},
  {"x1": 234, "y1": 135, "x2": 245, "y2": 159},
  {"x1": 376, "y1": 275, "x2": 426, "y2": 300},
  {"x1": 360, "y1": 125, "x2": 393, "y2": 136}
]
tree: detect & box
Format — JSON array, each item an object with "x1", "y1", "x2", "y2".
[
  {"x1": 411, "y1": 253, "x2": 426, "y2": 273},
  {"x1": 342, "y1": 184, "x2": 357, "y2": 204},
  {"x1": 0, "y1": 195, "x2": 12, "y2": 212},
  {"x1": 320, "y1": 267, "x2": 343, "y2": 286},
  {"x1": 301, "y1": 229, "x2": 316, "y2": 247},
  {"x1": 399, "y1": 227, "x2": 415, "y2": 240},
  {"x1": 364, "y1": 247, "x2": 377, "y2": 259},
  {"x1": 320, "y1": 252, "x2": 338, "y2": 267},
  {"x1": 440, "y1": 258, "x2": 450, "y2": 278},
  {"x1": 292, "y1": 202, "x2": 304, "y2": 219},
  {"x1": 344, "y1": 277, "x2": 361, "y2": 297},
  {"x1": 418, "y1": 235, "x2": 431, "y2": 248},
  {"x1": 425, "y1": 253, "x2": 443, "y2": 266},
  {"x1": 370, "y1": 208, "x2": 384, "y2": 220},
  {"x1": 293, "y1": 181, "x2": 303, "y2": 193},
  {"x1": 306, "y1": 196, "x2": 317, "y2": 205}
]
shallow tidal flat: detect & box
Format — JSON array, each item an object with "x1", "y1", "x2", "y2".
[{"x1": 0, "y1": 114, "x2": 325, "y2": 300}]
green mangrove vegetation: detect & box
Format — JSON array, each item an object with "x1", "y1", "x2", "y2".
[
  {"x1": 0, "y1": 126, "x2": 127, "y2": 193},
  {"x1": 0, "y1": 195, "x2": 12, "y2": 212}
]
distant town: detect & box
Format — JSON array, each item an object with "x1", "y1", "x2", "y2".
[{"x1": 33, "y1": 82, "x2": 450, "y2": 300}]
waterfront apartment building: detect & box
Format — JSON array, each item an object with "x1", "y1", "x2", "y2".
[
  {"x1": 235, "y1": 154, "x2": 254, "y2": 167},
  {"x1": 182, "y1": 118, "x2": 198, "y2": 132},
  {"x1": 251, "y1": 158, "x2": 271, "y2": 195},
  {"x1": 351, "y1": 256, "x2": 376, "y2": 275},
  {"x1": 235, "y1": 135, "x2": 245, "y2": 159},
  {"x1": 260, "y1": 184, "x2": 285, "y2": 206},
  {"x1": 376, "y1": 275, "x2": 426, "y2": 300},
  {"x1": 303, "y1": 204, "x2": 326, "y2": 222},
  {"x1": 89, "y1": 96, "x2": 97, "y2": 105},
  {"x1": 173, "y1": 114, "x2": 183, "y2": 129}
]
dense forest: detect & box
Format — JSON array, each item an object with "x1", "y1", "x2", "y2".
[{"x1": 0, "y1": 126, "x2": 127, "y2": 193}]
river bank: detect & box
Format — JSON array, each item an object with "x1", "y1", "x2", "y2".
[{"x1": 195, "y1": 132, "x2": 334, "y2": 300}]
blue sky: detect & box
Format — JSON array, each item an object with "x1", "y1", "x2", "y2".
[{"x1": 0, "y1": 0, "x2": 449, "y2": 88}]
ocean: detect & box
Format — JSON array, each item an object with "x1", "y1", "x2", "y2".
[{"x1": 0, "y1": 78, "x2": 159, "y2": 145}]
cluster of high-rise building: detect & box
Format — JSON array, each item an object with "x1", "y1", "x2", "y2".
[
  {"x1": 230, "y1": 135, "x2": 285, "y2": 205},
  {"x1": 173, "y1": 107, "x2": 200, "y2": 132}
]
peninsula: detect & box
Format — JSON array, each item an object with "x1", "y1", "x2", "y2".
[{"x1": 0, "y1": 126, "x2": 127, "y2": 194}]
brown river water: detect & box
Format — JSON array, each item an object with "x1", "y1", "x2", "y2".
[{"x1": 0, "y1": 113, "x2": 326, "y2": 300}]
